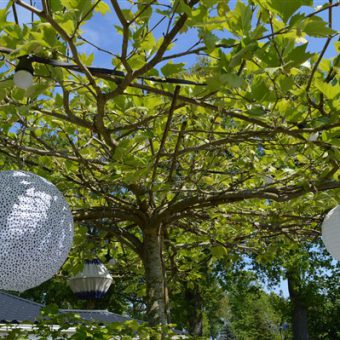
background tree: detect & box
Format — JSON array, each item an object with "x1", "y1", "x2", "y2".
[
  {"x1": 252, "y1": 237, "x2": 340, "y2": 340},
  {"x1": 0, "y1": 0, "x2": 339, "y2": 328}
]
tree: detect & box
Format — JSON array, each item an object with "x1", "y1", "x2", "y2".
[
  {"x1": 0, "y1": 0, "x2": 339, "y2": 326},
  {"x1": 251, "y1": 236, "x2": 340, "y2": 340}
]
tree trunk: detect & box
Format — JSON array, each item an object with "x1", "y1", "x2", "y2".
[
  {"x1": 287, "y1": 271, "x2": 309, "y2": 340},
  {"x1": 142, "y1": 225, "x2": 167, "y2": 326},
  {"x1": 185, "y1": 284, "x2": 203, "y2": 336},
  {"x1": 86, "y1": 299, "x2": 96, "y2": 310}
]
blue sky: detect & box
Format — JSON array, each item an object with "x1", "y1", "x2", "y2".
[
  {"x1": 2, "y1": 0, "x2": 339, "y2": 71},
  {"x1": 72, "y1": 1, "x2": 340, "y2": 69}
]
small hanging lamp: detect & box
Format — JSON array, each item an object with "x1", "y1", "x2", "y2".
[
  {"x1": 13, "y1": 56, "x2": 34, "y2": 89},
  {"x1": 68, "y1": 259, "x2": 113, "y2": 299},
  {"x1": 321, "y1": 205, "x2": 340, "y2": 260}
]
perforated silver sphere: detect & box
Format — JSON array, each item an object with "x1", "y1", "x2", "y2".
[
  {"x1": 0, "y1": 171, "x2": 74, "y2": 292},
  {"x1": 322, "y1": 205, "x2": 340, "y2": 261}
]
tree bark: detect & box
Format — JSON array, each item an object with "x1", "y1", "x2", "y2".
[
  {"x1": 287, "y1": 271, "x2": 309, "y2": 340},
  {"x1": 142, "y1": 224, "x2": 167, "y2": 326},
  {"x1": 184, "y1": 284, "x2": 203, "y2": 336}
]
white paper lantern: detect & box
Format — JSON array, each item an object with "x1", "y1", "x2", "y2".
[
  {"x1": 0, "y1": 170, "x2": 74, "y2": 292},
  {"x1": 13, "y1": 70, "x2": 33, "y2": 89},
  {"x1": 321, "y1": 205, "x2": 340, "y2": 260},
  {"x1": 68, "y1": 259, "x2": 113, "y2": 299},
  {"x1": 13, "y1": 57, "x2": 34, "y2": 90}
]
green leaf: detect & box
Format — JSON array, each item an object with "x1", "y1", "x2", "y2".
[
  {"x1": 176, "y1": 0, "x2": 192, "y2": 16},
  {"x1": 140, "y1": 33, "x2": 156, "y2": 51},
  {"x1": 334, "y1": 54, "x2": 340, "y2": 68},
  {"x1": 60, "y1": 0, "x2": 82, "y2": 9},
  {"x1": 261, "y1": 0, "x2": 313, "y2": 23},
  {"x1": 60, "y1": 19, "x2": 75, "y2": 36},
  {"x1": 285, "y1": 43, "x2": 313, "y2": 69},
  {"x1": 315, "y1": 80, "x2": 340, "y2": 100},
  {"x1": 302, "y1": 17, "x2": 336, "y2": 37},
  {"x1": 335, "y1": 41, "x2": 340, "y2": 54},
  {"x1": 226, "y1": 1, "x2": 252, "y2": 36},
  {"x1": 217, "y1": 1, "x2": 230, "y2": 16},
  {"x1": 249, "y1": 78, "x2": 271, "y2": 101},
  {"x1": 211, "y1": 246, "x2": 228, "y2": 258},
  {"x1": 229, "y1": 42, "x2": 258, "y2": 68},
  {"x1": 207, "y1": 73, "x2": 246, "y2": 90},
  {"x1": 40, "y1": 23, "x2": 58, "y2": 47},
  {"x1": 0, "y1": 79, "x2": 13, "y2": 89},
  {"x1": 217, "y1": 38, "x2": 236, "y2": 48},
  {"x1": 161, "y1": 62, "x2": 185, "y2": 77},
  {"x1": 278, "y1": 76, "x2": 294, "y2": 93},
  {"x1": 221, "y1": 73, "x2": 246, "y2": 88},
  {"x1": 128, "y1": 54, "x2": 145, "y2": 69},
  {"x1": 329, "y1": 139, "x2": 340, "y2": 148},
  {"x1": 79, "y1": 52, "x2": 94, "y2": 66},
  {"x1": 202, "y1": 31, "x2": 219, "y2": 52},
  {"x1": 95, "y1": 1, "x2": 111, "y2": 15},
  {"x1": 0, "y1": 8, "x2": 9, "y2": 24},
  {"x1": 248, "y1": 107, "x2": 267, "y2": 116},
  {"x1": 136, "y1": 4, "x2": 152, "y2": 23}
]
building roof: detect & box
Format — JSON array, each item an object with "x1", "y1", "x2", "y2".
[
  {"x1": 0, "y1": 291, "x2": 43, "y2": 323},
  {"x1": 0, "y1": 291, "x2": 132, "y2": 324}
]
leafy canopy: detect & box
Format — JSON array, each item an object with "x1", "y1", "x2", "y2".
[{"x1": 0, "y1": 0, "x2": 339, "y2": 327}]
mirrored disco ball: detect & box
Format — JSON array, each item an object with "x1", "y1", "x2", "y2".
[{"x1": 0, "y1": 171, "x2": 74, "y2": 292}]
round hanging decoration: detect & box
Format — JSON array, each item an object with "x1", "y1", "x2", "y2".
[
  {"x1": 321, "y1": 205, "x2": 340, "y2": 261},
  {"x1": 0, "y1": 170, "x2": 74, "y2": 292},
  {"x1": 68, "y1": 259, "x2": 113, "y2": 300}
]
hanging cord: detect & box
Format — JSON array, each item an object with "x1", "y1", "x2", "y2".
[{"x1": 0, "y1": 47, "x2": 206, "y2": 86}]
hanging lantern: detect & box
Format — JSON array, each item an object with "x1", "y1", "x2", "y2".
[
  {"x1": 321, "y1": 205, "x2": 340, "y2": 260},
  {"x1": 13, "y1": 57, "x2": 34, "y2": 89},
  {"x1": 0, "y1": 171, "x2": 74, "y2": 292},
  {"x1": 68, "y1": 259, "x2": 113, "y2": 299}
]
